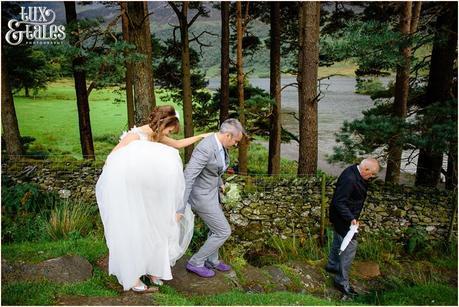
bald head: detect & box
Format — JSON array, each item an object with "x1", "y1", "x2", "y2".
[{"x1": 359, "y1": 158, "x2": 380, "y2": 180}]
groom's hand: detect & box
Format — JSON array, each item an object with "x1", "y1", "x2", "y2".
[{"x1": 175, "y1": 213, "x2": 184, "y2": 222}]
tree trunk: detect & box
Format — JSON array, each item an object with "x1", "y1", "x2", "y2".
[
  {"x1": 446, "y1": 147, "x2": 457, "y2": 190},
  {"x1": 25, "y1": 87, "x2": 30, "y2": 97},
  {"x1": 64, "y1": 2, "x2": 95, "y2": 160},
  {"x1": 268, "y1": 1, "x2": 281, "y2": 176},
  {"x1": 1, "y1": 52, "x2": 23, "y2": 158},
  {"x1": 236, "y1": 1, "x2": 248, "y2": 175},
  {"x1": 127, "y1": 1, "x2": 156, "y2": 125},
  {"x1": 386, "y1": 2, "x2": 414, "y2": 183},
  {"x1": 415, "y1": 2, "x2": 457, "y2": 187},
  {"x1": 121, "y1": 2, "x2": 135, "y2": 129},
  {"x1": 297, "y1": 1, "x2": 320, "y2": 176},
  {"x1": 220, "y1": 1, "x2": 230, "y2": 125},
  {"x1": 177, "y1": 3, "x2": 195, "y2": 163}
]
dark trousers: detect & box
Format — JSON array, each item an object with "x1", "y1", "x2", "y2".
[{"x1": 327, "y1": 230, "x2": 358, "y2": 288}]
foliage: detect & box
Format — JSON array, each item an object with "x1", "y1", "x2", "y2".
[
  {"x1": 153, "y1": 37, "x2": 210, "y2": 109},
  {"x1": 5, "y1": 46, "x2": 61, "y2": 96},
  {"x1": 357, "y1": 230, "x2": 401, "y2": 263},
  {"x1": 47, "y1": 200, "x2": 98, "y2": 240},
  {"x1": 329, "y1": 97, "x2": 458, "y2": 165},
  {"x1": 1, "y1": 179, "x2": 59, "y2": 243},
  {"x1": 1, "y1": 3, "x2": 60, "y2": 94},
  {"x1": 193, "y1": 78, "x2": 297, "y2": 144},
  {"x1": 355, "y1": 78, "x2": 387, "y2": 95}
]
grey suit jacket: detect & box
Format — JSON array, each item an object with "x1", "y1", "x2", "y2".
[{"x1": 178, "y1": 134, "x2": 229, "y2": 214}]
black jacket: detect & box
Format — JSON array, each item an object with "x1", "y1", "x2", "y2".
[{"x1": 329, "y1": 164, "x2": 368, "y2": 237}]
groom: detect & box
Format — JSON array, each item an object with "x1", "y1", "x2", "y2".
[{"x1": 177, "y1": 118, "x2": 245, "y2": 278}]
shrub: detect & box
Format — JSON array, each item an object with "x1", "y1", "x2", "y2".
[
  {"x1": 1, "y1": 181, "x2": 57, "y2": 215},
  {"x1": 47, "y1": 201, "x2": 97, "y2": 240},
  {"x1": 1, "y1": 179, "x2": 58, "y2": 243}
]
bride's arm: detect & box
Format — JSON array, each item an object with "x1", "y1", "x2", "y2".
[
  {"x1": 160, "y1": 133, "x2": 212, "y2": 149},
  {"x1": 111, "y1": 133, "x2": 140, "y2": 153}
]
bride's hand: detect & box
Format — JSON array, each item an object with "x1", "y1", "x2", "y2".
[{"x1": 175, "y1": 213, "x2": 184, "y2": 222}]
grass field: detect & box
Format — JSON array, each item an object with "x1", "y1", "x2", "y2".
[
  {"x1": 14, "y1": 79, "x2": 183, "y2": 160},
  {"x1": 13, "y1": 78, "x2": 300, "y2": 174}
]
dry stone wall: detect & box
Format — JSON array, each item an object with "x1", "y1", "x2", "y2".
[{"x1": 2, "y1": 161, "x2": 456, "y2": 248}]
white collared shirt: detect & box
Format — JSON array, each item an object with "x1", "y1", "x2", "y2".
[{"x1": 215, "y1": 133, "x2": 226, "y2": 171}]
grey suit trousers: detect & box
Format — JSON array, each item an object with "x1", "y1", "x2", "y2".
[
  {"x1": 327, "y1": 230, "x2": 358, "y2": 288},
  {"x1": 188, "y1": 203, "x2": 231, "y2": 266}
]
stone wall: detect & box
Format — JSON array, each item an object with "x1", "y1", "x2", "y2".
[{"x1": 2, "y1": 160, "x2": 456, "y2": 248}]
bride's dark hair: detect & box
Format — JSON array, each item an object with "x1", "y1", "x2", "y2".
[{"x1": 147, "y1": 105, "x2": 180, "y2": 141}]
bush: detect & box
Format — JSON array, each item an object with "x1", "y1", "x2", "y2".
[
  {"x1": 1, "y1": 181, "x2": 57, "y2": 215},
  {"x1": 47, "y1": 201, "x2": 98, "y2": 240},
  {"x1": 1, "y1": 180, "x2": 59, "y2": 243}
]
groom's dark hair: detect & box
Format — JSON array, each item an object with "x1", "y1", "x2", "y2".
[{"x1": 219, "y1": 118, "x2": 246, "y2": 137}]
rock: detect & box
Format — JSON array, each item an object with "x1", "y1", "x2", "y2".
[
  {"x1": 229, "y1": 214, "x2": 249, "y2": 227},
  {"x1": 58, "y1": 189, "x2": 71, "y2": 199},
  {"x1": 263, "y1": 266, "x2": 292, "y2": 291},
  {"x1": 352, "y1": 261, "x2": 380, "y2": 279},
  {"x1": 2, "y1": 255, "x2": 93, "y2": 284},
  {"x1": 164, "y1": 257, "x2": 237, "y2": 295},
  {"x1": 239, "y1": 264, "x2": 273, "y2": 293}
]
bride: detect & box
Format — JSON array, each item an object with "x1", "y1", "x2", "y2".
[{"x1": 96, "y1": 105, "x2": 210, "y2": 292}]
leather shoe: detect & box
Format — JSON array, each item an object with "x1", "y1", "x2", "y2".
[
  {"x1": 205, "y1": 261, "x2": 231, "y2": 272},
  {"x1": 334, "y1": 282, "x2": 358, "y2": 296},
  {"x1": 325, "y1": 265, "x2": 339, "y2": 274},
  {"x1": 186, "y1": 262, "x2": 215, "y2": 278}
]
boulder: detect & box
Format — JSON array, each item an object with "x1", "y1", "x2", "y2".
[{"x1": 352, "y1": 261, "x2": 380, "y2": 279}]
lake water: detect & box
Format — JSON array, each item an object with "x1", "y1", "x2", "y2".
[{"x1": 208, "y1": 76, "x2": 443, "y2": 184}]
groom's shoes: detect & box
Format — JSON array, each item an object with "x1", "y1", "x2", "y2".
[
  {"x1": 205, "y1": 261, "x2": 232, "y2": 272},
  {"x1": 186, "y1": 262, "x2": 215, "y2": 278}
]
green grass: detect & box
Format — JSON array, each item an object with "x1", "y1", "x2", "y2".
[
  {"x1": 14, "y1": 79, "x2": 182, "y2": 160},
  {"x1": 355, "y1": 282, "x2": 458, "y2": 306},
  {"x1": 2, "y1": 281, "x2": 58, "y2": 305},
  {"x1": 1, "y1": 236, "x2": 107, "y2": 263},
  {"x1": 190, "y1": 290, "x2": 336, "y2": 306},
  {"x1": 1, "y1": 268, "x2": 118, "y2": 306}
]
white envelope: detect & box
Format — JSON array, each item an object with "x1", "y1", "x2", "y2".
[{"x1": 339, "y1": 224, "x2": 359, "y2": 255}]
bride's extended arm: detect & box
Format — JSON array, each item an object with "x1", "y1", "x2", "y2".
[{"x1": 160, "y1": 133, "x2": 212, "y2": 149}]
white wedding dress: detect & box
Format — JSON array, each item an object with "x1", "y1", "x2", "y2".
[{"x1": 96, "y1": 127, "x2": 194, "y2": 291}]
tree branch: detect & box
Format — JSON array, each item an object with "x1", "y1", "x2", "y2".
[
  {"x1": 281, "y1": 126, "x2": 299, "y2": 143},
  {"x1": 168, "y1": 2, "x2": 182, "y2": 19},
  {"x1": 281, "y1": 82, "x2": 298, "y2": 92}
]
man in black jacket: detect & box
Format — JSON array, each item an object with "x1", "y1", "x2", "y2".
[{"x1": 325, "y1": 158, "x2": 380, "y2": 296}]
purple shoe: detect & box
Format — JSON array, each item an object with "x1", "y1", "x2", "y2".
[
  {"x1": 186, "y1": 262, "x2": 215, "y2": 278},
  {"x1": 205, "y1": 261, "x2": 232, "y2": 272}
]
